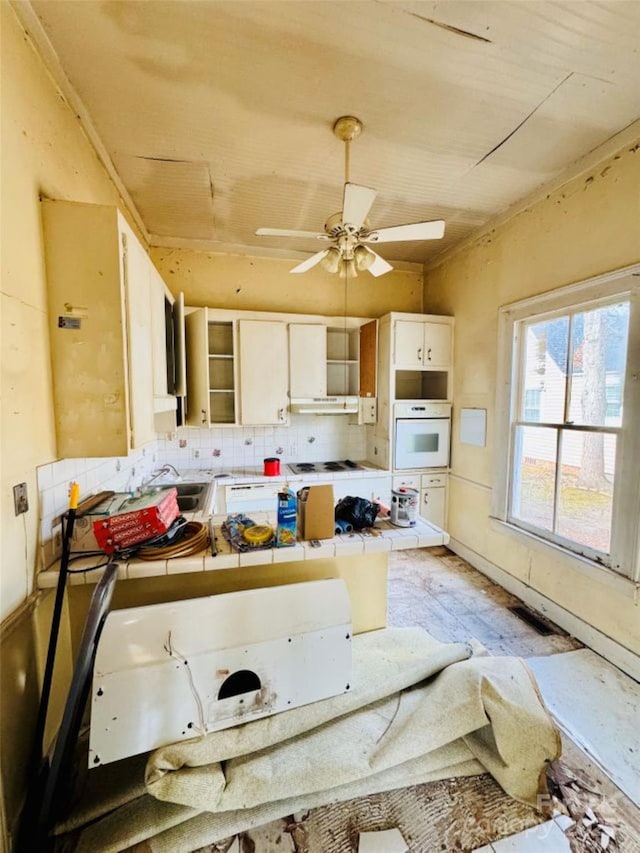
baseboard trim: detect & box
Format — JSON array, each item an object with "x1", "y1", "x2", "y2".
[
  {"x1": 448, "y1": 537, "x2": 640, "y2": 682},
  {"x1": 0, "y1": 593, "x2": 39, "y2": 642}
]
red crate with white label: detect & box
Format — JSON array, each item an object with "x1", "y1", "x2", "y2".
[{"x1": 93, "y1": 489, "x2": 179, "y2": 553}]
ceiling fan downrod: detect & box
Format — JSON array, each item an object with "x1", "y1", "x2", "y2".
[{"x1": 333, "y1": 116, "x2": 362, "y2": 185}]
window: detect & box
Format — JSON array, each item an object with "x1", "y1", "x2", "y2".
[
  {"x1": 494, "y1": 266, "x2": 640, "y2": 580},
  {"x1": 523, "y1": 388, "x2": 542, "y2": 421}
]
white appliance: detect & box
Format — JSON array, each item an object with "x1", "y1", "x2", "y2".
[
  {"x1": 89, "y1": 580, "x2": 352, "y2": 765},
  {"x1": 394, "y1": 402, "x2": 451, "y2": 471},
  {"x1": 221, "y1": 481, "x2": 285, "y2": 514}
]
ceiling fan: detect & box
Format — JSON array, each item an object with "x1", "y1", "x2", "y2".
[{"x1": 255, "y1": 116, "x2": 445, "y2": 278}]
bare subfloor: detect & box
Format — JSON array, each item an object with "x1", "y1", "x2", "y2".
[{"x1": 198, "y1": 548, "x2": 640, "y2": 853}]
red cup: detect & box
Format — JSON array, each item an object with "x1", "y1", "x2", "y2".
[{"x1": 264, "y1": 457, "x2": 281, "y2": 476}]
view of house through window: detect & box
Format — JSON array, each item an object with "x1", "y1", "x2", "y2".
[{"x1": 509, "y1": 299, "x2": 630, "y2": 559}]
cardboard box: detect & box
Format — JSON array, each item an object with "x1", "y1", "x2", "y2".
[
  {"x1": 276, "y1": 488, "x2": 297, "y2": 547},
  {"x1": 297, "y1": 484, "x2": 335, "y2": 540}
]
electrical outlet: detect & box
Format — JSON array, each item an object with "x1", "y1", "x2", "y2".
[{"x1": 13, "y1": 482, "x2": 29, "y2": 515}]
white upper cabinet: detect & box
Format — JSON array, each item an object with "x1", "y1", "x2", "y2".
[
  {"x1": 289, "y1": 324, "x2": 327, "y2": 398},
  {"x1": 184, "y1": 310, "x2": 374, "y2": 423},
  {"x1": 185, "y1": 309, "x2": 238, "y2": 426},
  {"x1": 148, "y1": 264, "x2": 183, "y2": 418},
  {"x1": 394, "y1": 320, "x2": 452, "y2": 369},
  {"x1": 423, "y1": 323, "x2": 452, "y2": 368},
  {"x1": 394, "y1": 321, "x2": 426, "y2": 368},
  {"x1": 42, "y1": 200, "x2": 161, "y2": 457},
  {"x1": 238, "y1": 320, "x2": 289, "y2": 425},
  {"x1": 185, "y1": 313, "x2": 290, "y2": 426},
  {"x1": 121, "y1": 221, "x2": 156, "y2": 448}
]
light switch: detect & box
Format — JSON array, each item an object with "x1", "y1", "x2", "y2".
[{"x1": 13, "y1": 482, "x2": 29, "y2": 515}]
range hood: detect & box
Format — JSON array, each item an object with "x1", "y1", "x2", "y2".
[{"x1": 289, "y1": 396, "x2": 358, "y2": 415}]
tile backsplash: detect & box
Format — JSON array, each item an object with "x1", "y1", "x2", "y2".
[
  {"x1": 36, "y1": 416, "x2": 368, "y2": 569},
  {"x1": 36, "y1": 443, "x2": 160, "y2": 571},
  {"x1": 157, "y1": 415, "x2": 367, "y2": 471}
]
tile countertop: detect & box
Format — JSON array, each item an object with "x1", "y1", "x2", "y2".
[
  {"x1": 37, "y1": 514, "x2": 449, "y2": 589},
  {"x1": 188, "y1": 461, "x2": 391, "y2": 486}
]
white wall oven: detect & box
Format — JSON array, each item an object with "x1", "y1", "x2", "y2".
[{"x1": 394, "y1": 402, "x2": 451, "y2": 470}]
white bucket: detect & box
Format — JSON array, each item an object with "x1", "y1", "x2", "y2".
[{"x1": 390, "y1": 488, "x2": 419, "y2": 527}]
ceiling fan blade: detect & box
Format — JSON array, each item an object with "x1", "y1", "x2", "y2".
[
  {"x1": 256, "y1": 227, "x2": 330, "y2": 240},
  {"x1": 342, "y1": 183, "x2": 377, "y2": 232},
  {"x1": 362, "y1": 219, "x2": 445, "y2": 244},
  {"x1": 290, "y1": 249, "x2": 329, "y2": 274},
  {"x1": 367, "y1": 250, "x2": 394, "y2": 277}
]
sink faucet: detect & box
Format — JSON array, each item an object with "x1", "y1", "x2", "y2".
[{"x1": 140, "y1": 464, "x2": 181, "y2": 489}]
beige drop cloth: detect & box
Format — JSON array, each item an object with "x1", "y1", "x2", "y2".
[{"x1": 57, "y1": 628, "x2": 560, "y2": 852}]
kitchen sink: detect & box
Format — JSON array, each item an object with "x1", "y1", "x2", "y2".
[{"x1": 155, "y1": 482, "x2": 212, "y2": 514}]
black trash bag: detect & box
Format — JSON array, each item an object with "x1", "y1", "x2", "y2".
[{"x1": 335, "y1": 495, "x2": 379, "y2": 529}]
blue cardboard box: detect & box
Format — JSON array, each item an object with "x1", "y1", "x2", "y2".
[{"x1": 276, "y1": 488, "x2": 297, "y2": 547}]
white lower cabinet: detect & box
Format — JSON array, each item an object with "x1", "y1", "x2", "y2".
[
  {"x1": 333, "y1": 476, "x2": 391, "y2": 506},
  {"x1": 420, "y1": 472, "x2": 447, "y2": 528},
  {"x1": 392, "y1": 474, "x2": 421, "y2": 492},
  {"x1": 392, "y1": 471, "x2": 447, "y2": 528}
]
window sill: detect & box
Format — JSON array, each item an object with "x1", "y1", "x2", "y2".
[{"x1": 489, "y1": 517, "x2": 640, "y2": 600}]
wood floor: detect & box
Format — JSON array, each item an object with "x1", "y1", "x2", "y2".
[{"x1": 198, "y1": 547, "x2": 640, "y2": 853}]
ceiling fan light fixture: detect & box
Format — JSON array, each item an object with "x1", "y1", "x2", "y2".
[
  {"x1": 339, "y1": 258, "x2": 357, "y2": 279},
  {"x1": 256, "y1": 115, "x2": 445, "y2": 278},
  {"x1": 354, "y1": 244, "x2": 374, "y2": 271},
  {"x1": 320, "y1": 245, "x2": 342, "y2": 274}
]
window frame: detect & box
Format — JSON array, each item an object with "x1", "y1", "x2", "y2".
[{"x1": 493, "y1": 264, "x2": 640, "y2": 582}]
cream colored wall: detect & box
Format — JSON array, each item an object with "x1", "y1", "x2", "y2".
[
  {"x1": 0, "y1": 5, "x2": 143, "y2": 843},
  {"x1": 150, "y1": 247, "x2": 423, "y2": 317},
  {"x1": 423, "y1": 143, "x2": 640, "y2": 655},
  {"x1": 0, "y1": 6, "x2": 421, "y2": 840},
  {"x1": 1, "y1": 4, "x2": 133, "y2": 619}
]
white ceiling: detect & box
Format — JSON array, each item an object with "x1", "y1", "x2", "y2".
[{"x1": 28, "y1": 0, "x2": 640, "y2": 266}]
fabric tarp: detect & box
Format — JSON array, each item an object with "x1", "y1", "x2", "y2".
[{"x1": 57, "y1": 628, "x2": 560, "y2": 852}]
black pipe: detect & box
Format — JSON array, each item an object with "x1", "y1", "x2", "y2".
[{"x1": 31, "y1": 482, "x2": 80, "y2": 768}]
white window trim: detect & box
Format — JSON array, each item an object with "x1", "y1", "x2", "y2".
[{"x1": 492, "y1": 264, "x2": 640, "y2": 583}]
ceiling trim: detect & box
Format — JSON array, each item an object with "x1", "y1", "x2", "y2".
[
  {"x1": 425, "y1": 118, "x2": 640, "y2": 273},
  {"x1": 148, "y1": 234, "x2": 425, "y2": 272},
  {"x1": 10, "y1": 0, "x2": 150, "y2": 243}
]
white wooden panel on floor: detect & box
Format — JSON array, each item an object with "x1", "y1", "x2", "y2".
[
  {"x1": 488, "y1": 819, "x2": 571, "y2": 852},
  {"x1": 527, "y1": 649, "x2": 640, "y2": 805},
  {"x1": 358, "y1": 827, "x2": 408, "y2": 853},
  {"x1": 90, "y1": 580, "x2": 351, "y2": 765}
]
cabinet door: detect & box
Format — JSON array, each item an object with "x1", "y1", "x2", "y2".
[
  {"x1": 185, "y1": 308, "x2": 211, "y2": 426},
  {"x1": 289, "y1": 324, "x2": 326, "y2": 397},
  {"x1": 420, "y1": 487, "x2": 446, "y2": 528},
  {"x1": 239, "y1": 320, "x2": 288, "y2": 425},
  {"x1": 148, "y1": 265, "x2": 170, "y2": 402},
  {"x1": 359, "y1": 320, "x2": 377, "y2": 397},
  {"x1": 423, "y1": 323, "x2": 451, "y2": 368},
  {"x1": 394, "y1": 321, "x2": 425, "y2": 368},
  {"x1": 121, "y1": 225, "x2": 155, "y2": 448}
]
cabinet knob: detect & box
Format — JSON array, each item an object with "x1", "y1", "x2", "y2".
[
  {"x1": 278, "y1": 407, "x2": 285, "y2": 422},
  {"x1": 201, "y1": 409, "x2": 207, "y2": 425},
  {"x1": 427, "y1": 347, "x2": 432, "y2": 361},
  {"x1": 417, "y1": 347, "x2": 422, "y2": 360}
]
